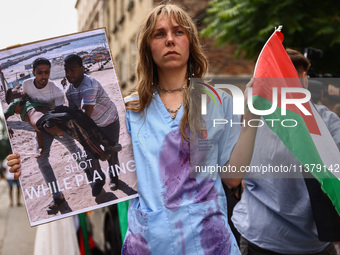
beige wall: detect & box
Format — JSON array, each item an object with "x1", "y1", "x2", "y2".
[
  {"x1": 76, "y1": 0, "x2": 105, "y2": 31},
  {"x1": 107, "y1": 0, "x2": 154, "y2": 95}
]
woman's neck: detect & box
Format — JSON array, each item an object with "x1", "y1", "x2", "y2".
[
  {"x1": 157, "y1": 67, "x2": 187, "y2": 90},
  {"x1": 157, "y1": 68, "x2": 187, "y2": 119}
]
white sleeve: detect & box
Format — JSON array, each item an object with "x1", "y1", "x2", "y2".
[
  {"x1": 317, "y1": 105, "x2": 340, "y2": 150},
  {"x1": 22, "y1": 79, "x2": 29, "y2": 94},
  {"x1": 52, "y1": 83, "x2": 65, "y2": 106}
]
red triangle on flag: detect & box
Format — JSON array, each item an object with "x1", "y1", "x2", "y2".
[{"x1": 253, "y1": 30, "x2": 321, "y2": 135}]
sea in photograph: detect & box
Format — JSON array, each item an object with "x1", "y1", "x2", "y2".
[{"x1": 0, "y1": 31, "x2": 109, "y2": 85}]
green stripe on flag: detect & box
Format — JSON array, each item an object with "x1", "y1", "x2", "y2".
[
  {"x1": 118, "y1": 200, "x2": 129, "y2": 242},
  {"x1": 252, "y1": 95, "x2": 340, "y2": 215}
]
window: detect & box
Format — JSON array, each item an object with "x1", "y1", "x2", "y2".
[
  {"x1": 121, "y1": 48, "x2": 127, "y2": 83},
  {"x1": 113, "y1": 0, "x2": 118, "y2": 33},
  {"x1": 119, "y1": 0, "x2": 125, "y2": 24},
  {"x1": 129, "y1": 37, "x2": 136, "y2": 81},
  {"x1": 127, "y1": 0, "x2": 134, "y2": 11}
]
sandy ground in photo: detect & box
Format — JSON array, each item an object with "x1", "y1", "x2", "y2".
[{"x1": 1, "y1": 63, "x2": 138, "y2": 226}]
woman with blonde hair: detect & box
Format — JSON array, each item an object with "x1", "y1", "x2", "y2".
[
  {"x1": 8, "y1": 3, "x2": 258, "y2": 254},
  {"x1": 122, "y1": 3, "x2": 258, "y2": 254}
]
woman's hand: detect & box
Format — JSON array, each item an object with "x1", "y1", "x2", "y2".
[
  {"x1": 7, "y1": 153, "x2": 21, "y2": 180},
  {"x1": 244, "y1": 78, "x2": 254, "y2": 104},
  {"x1": 244, "y1": 78, "x2": 260, "y2": 120}
]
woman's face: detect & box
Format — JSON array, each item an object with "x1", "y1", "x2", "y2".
[{"x1": 149, "y1": 14, "x2": 190, "y2": 74}]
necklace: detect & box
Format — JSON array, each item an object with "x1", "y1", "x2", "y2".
[
  {"x1": 158, "y1": 84, "x2": 187, "y2": 93},
  {"x1": 165, "y1": 103, "x2": 182, "y2": 119}
]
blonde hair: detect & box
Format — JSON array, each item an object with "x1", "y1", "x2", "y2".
[{"x1": 126, "y1": 3, "x2": 208, "y2": 141}]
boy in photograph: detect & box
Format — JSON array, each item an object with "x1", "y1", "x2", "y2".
[
  {"x1": 22, "y1": 57, "x2": 84, "y2": 214},
  {"x1": 4, "y1": 96, "x2": 48, "y2": 156},
  {"x1": 4, "y1": 96, "x2": 118, "y2": 161},
  {"x1": 64, "y1": 54, "x2": 121, "y2": 196}
]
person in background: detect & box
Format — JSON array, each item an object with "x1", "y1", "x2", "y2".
[
  {"x1": 2, "y1": 158, "x2": 21, "y2": 207},
  {"x1": 333, "y1": 103, "x2": 340, "y2": 117},
  {"x1": 320, "y1": 84, "x2": 340, "y2": 112},
  {"x1": 33, "y1": 217, "x2": 80, "y2": 255},
  {"x1": 232, "y1": 48, "x2": 340, "y2": 255},
  {"x1": 0, "y1": 161, "x2": 4, "y2": 179}
]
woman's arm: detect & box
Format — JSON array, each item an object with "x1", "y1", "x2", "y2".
[
  {"x1": 222, "y1": 110, "x2": 259, "y2": 188},
  {"x1": 222, "y1": 79, "x2": 260, "y2": 188}
]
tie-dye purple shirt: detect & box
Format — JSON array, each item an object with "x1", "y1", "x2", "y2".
[{"x1": 122, "y1": 91, "x2": 241, "y2": 255}]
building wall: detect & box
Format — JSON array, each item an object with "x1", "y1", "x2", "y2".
[
  {"x1": 75, "y1": 0, "x2": 254, "y2": 95},
  {"x1": 106, "y1": 0, "x2": 154, "y2": 95},
  {"x1": 76, "y1": 0, "x2": 105, "y2": 31}
]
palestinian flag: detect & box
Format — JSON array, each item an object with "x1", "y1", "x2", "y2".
[{"x1": 251, "y1": 26, "x2": 340, "y2": 216}]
